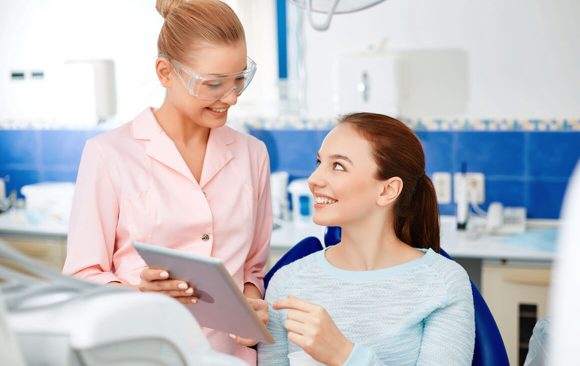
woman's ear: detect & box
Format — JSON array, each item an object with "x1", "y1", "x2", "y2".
[
  {"x1": 377, "y1": 177, "x2": 403, "y2": 207},
  {"x1": 156, "y1": 58, "x2": 173, "y2": 88}
]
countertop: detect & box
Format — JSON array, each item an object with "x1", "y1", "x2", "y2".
[
  {"x1": 271, "y1": 216, "x2": 558, "y2": 262},
  {"x1": 0, "y1": 209, "x2": 558, "y2": 262},
  {"x1": 0, "y1": 209, "x2": 68, "y2": 238}
]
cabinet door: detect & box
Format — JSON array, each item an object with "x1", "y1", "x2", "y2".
[
  {"x1": 482, "y1": 262, "x2": 551, "y2": 366},
  {"x1": 0, "y1": 235, "x2": 67, "y2": 271}
]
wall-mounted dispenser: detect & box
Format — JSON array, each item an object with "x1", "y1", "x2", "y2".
[{"x1": 57, "y1": 59, "x2": 117, "y2": 126}]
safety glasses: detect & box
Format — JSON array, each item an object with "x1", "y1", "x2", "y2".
[{"x1": 171, "y1": 57, "x2": 257, "y2": 102}]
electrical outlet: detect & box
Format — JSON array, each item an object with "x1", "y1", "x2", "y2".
[
  {"x1": 432, "y1": 172, "x2": 451, "y2": 204},
  {"x1": 454, "y1": 172, "x2": 485, "y2": 204}
]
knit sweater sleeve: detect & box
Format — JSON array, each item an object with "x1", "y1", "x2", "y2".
[
  {"x1": 343, "y1": 344, "x2": 385, "y2": 365},
  {"x1": 258, "y1": 269, "x2": 291, "y2": 366},
  {"x1": 416, "y1": 262, "x2": 475, "y2": 365}
]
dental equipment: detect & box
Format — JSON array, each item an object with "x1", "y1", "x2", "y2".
[{"x1": 0, "y1": 239, "x2": 247, "y2": 366}]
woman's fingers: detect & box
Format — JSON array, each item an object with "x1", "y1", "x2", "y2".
[
  {"x1": 139, "y1": 267, "x2": 198, "y2": 300},
  {"x1": 284, "y1": 319, "x2": 308, "y2": 336},
  {"x1": 140, "y1": 267, "x2": 169, "y2": 281},
  {"x1": 159, "y1": 288, "x2": 196, "y2": 298},
  {"x1": 246, "y1": 297, "x2": 269, "y2": 325},
  {"x1": 273, "y1": 295, "x2": 317, "y2": 312},
  {"x1": 286, "y1": 308, "x2": 315, "y2": 324},
  {"x1": 247, "y1": 297, "x2": 268, "y2": 311},
  {"x1": 176, "y1": 296, "x2": 200, "y2": 305},
  {"x1": 140, "y1": 279, "x2": 191, "y2": 292},
  {"x1": 231, "y1": 334, "x2": 258, "y2": 347},
  {"x1": 287, "y1": 332, "x2": 308, "y2": 351}
]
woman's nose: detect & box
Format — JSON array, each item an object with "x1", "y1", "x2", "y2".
[
  {"x1": 308, "y1": 166, "x2": 325, "y2": 191},
  {"x1": 220, "y1": 88, "x2": 238, "y2": 105}
]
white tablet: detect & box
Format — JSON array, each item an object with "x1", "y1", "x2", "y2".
[{"x1": 133, "y1": 241, "x2": 274, "y2": 344}]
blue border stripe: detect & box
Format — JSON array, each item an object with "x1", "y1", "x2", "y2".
[{"x1": 276, "y1": 0, "x2": 288, "y2": 79}]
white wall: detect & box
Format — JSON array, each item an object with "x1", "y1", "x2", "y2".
[
  {"x1": 0, "y1": 0, "x2": 277, "y2": 124},
  {"x1": 0, "y1": 0, "x2": 162, "y2": 123},
  {"x1": 298, "y1": 0, "x2": 580, "y2": 119}
]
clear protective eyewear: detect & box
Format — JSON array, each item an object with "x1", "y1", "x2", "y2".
[{"x1": 171, "y1": 57, "x2": 257, "y2": 102}]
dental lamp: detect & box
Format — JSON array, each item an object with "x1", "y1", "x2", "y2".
[{"x1": 289, "y1": 0, "x2": 386, "y2": 31}]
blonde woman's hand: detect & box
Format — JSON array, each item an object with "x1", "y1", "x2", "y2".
[
  {"x1": 138, "y1": 267, "x2": 199, "y2": 305},
  {"x1": 231, "y1": 297, "x2": 269, "y2": 347},
  {"x1": 274, "y1": 295, "x2": 354, "y2": 366}
]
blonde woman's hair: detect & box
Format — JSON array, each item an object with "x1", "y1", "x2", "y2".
[{"x1": 156, "y1": 0, "x2": 245, "y2": 63}]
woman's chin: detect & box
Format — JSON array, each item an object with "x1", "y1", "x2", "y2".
[{"x1": 312, "y1": 214, "x2": 336, "y2": 227}]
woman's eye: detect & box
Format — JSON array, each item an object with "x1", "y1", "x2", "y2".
[
  {"x1": 206, "y1": 82, "x2": 223, "y2": 90},
  {"x1": 333, "y1": 162, "x2": 345, "y2": 171},
  {"x1": 315, "y1": 159, "x2": 321, "y2": 167}
]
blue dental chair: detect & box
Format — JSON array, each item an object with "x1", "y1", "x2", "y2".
[{"x1": 264, "y1": 226, "x2": 509, "y2": 366}]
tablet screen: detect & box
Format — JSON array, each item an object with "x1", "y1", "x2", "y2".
[{"x1": 133, "y1": 241, "x2": 274, "y2": 344}]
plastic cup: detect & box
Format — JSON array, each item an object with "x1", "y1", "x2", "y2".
[{"x1": 287, "y1": 351, "x2": 325, "y2": 366}]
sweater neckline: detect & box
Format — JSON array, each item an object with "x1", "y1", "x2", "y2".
[{"x1": 317, "y1": 247, "x2": 437, "y2": 281}]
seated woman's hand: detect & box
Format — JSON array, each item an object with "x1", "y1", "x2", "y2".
[
  {"x1": 231, "y1": 297, "x2": 269, "y2": 347},
  {"x1": 274, "y1": 295, "x2": 354, "y2": 366},
  {"x1": 138, "y1": 267, "x2": 199, "y2": 305}
]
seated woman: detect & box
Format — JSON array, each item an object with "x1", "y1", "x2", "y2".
[{"x1": 258, "y1": 113, "x2": 475, "y2": 365}]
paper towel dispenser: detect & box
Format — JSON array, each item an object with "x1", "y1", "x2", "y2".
[
  {"x1": 58, "y1": 59, "x2": 117, "y2": 125},
  {"x1": 333, "y1": 48, "x2": 469, "y2": 117}
]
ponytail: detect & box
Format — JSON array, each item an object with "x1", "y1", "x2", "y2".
[{"x1": 395, "y1": 174, "x2": 440, "y2": 252}]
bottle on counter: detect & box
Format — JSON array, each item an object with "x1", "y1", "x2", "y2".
[
  {"x1": 288, "y1": 179, "x2": 313, "y2": 226},
  {"x1": 0, "y1": 176, "x2": 9, "y2": 213},
  {"x1": 456, "y1": 163, "x2": 469, "y2": 230}
]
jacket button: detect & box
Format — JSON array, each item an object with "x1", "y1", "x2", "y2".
[{"x1": 201, "y1": 233, "x2": 210, "y2": 241}]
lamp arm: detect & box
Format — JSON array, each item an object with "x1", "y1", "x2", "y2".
[{"x1": 306, "y1": 0, "x2": 341, "y2": 31}]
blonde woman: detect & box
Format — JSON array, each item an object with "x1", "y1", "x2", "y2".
[{"x1": 64, "y1": 1, "x2": 270, "y2": 362}]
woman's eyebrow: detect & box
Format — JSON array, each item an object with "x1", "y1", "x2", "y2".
[
  {"x1": 207, "y1": 66, "x2": 248, "y2": 78},
  {"x1": 329, "y1": 154, "x2": 353, "y2": 165}
]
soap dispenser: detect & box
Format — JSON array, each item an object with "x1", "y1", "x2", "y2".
[
  {"x1": 0, "y1": 176, "x2": 8, "y2": 213},
  {"x1": 456, "y1": 163, "x2": 469, "y2": 230}
]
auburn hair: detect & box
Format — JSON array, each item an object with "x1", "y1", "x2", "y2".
[
  {"x1": 156, "y1": 0, "x2": 245, "y2": 63},
  {"x1": 340, "y1": 113, "x2": 440, "y2": 252}
]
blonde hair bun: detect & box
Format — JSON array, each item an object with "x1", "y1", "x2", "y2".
[
  {"x1": 156, "y1": 0, "x2": 245, "y2": 62},
  {"x1": 156, "y1": 0, "x2": 187, "y2": 19}
]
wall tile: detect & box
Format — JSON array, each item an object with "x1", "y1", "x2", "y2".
[
  {"x1": 39, "y1": 130, "x2": 92, "y2": 167},
  {"x1": 526, "y1": 179, "x2": 569, "y2": 219},
  {"x1": 250, "y1": 129, "x2": 329, "y2": 179},
  {"x1": 1, "y1": 127, "x2": 577, "y2": 219},
  {"x1": 484, "y1": 179, "x2": 526, "y2": 209},
  {"x1": 0, "y1": 130, "x2": 40, "y2": 166},
  {"x1": 454, "y1": 132, "x2": 525, "y2": 176},
  {"x1": 416, "y1": 131, "x2": 453, "y2": 173},
  {"x1": 527, "y1": 132, "x2": 580, "y2": 178},
  {"x1": 0, "y1": 167, "x2": 42, "y2": 197},
  {"x1": 438, "y1": 204, "x2": 455, "y2": 216},
  {"x1": 41, "y1": 167, "x2": 79, "y2": 183}
]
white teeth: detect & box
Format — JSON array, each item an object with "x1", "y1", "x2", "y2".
[
  {"x1": 210, "y1": 108, "x2": 226, "y2": 113},
  {"x1": 315, "y1": 197, "x2": 337, "y2": 205}
]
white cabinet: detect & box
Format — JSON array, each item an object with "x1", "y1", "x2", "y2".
[
  {"x1": 482, "y1": 261, "x2": 551, "y2": 366},
  {"x1": 0, "y1": 234, "x2": 67, "y2": 271}
]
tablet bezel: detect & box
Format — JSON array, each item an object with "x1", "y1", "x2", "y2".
[{"x1": 133, "y1": 241, "x2": 274, "y2": 344}]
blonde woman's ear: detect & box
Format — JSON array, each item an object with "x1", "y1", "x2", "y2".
[
  {"x1": 377, "y1": 177, "x2": 403, "y2": 207},
  {"x1": 155, "y1": 57, "x2": 174, "y2": 87}
]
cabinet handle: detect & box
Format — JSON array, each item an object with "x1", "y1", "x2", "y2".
[{"x1": 502, "y1": 271, "x2": 550, "y2": 286}]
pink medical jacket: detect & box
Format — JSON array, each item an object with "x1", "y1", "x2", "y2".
[{"x1": 63, "y1": 108, "x2": 272, "y2": 363}]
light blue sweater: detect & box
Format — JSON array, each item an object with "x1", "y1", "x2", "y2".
[{"x1": 258, "y1": 248, "x2": 475, "y2": 365}]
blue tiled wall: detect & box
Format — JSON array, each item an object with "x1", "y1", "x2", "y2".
[
  {"x1": 0, "y1": 130, "x2": 103, "y2": 197},
  {"x1": 250, "y1": 129, "x2": 580, "y2": 219},
  {"x1": 0, "y1": 128, "x2": 578, "y2": 219}
]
